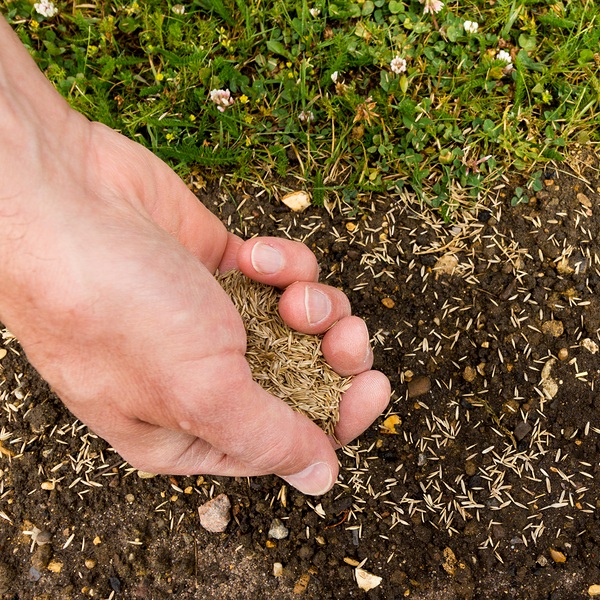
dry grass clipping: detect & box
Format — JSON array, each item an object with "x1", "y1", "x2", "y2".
[{"x1": 218, "y1": 270, "x2": 352, "y2": 436}]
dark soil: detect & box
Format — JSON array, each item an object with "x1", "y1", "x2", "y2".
[{"x1": 2, "y1": 151, "x2": 600, "y2": 600}]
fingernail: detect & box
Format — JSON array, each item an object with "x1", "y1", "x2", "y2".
[
  {"x1": 282, "y1": 462, "x2": 334, "y2": 496},
  {"x1": 251, "y1": 242, "x2": 284, "y2": 274},
  {"x1": 305, "y1": 287, "x2": 331, "y2": 325}
]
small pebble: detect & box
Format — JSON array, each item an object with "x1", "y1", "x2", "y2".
[
  {"x1": 589, "y1": 584, "x2": 600, "y2": 596},
  {"x1": 198, "y1": 493, "x2": 231, "y2": 533},
  {"x1": 31, "y1": 544, "x2": 52, "y2": 572},
  {"x1": 407, "y1": 376, "x2": 431, "y2": 398},
  {"x1": 465, "y1": 460, "x2": 477, "y2": 476},
  {"x1": 381, "y1": 297, "x2": 395, "y2": 309},
  {"x1": 273, "y1": 562, "x2": 283, "y2": 577},
  {"x1": 268, "y1": 518, "x2": 289, "y2": 540},
  {"x1": 47, "y1": 560, "x2": 63, "y2": 573},
  {"x1": 514, "y1": 421, "x2": 533, "y2": 442},
  {"x1": 549, "y1": 548, "x2": 566, "y2": 563},
  {"x1": 536, "y1": 555, "x2": 548, "y2": 567},
  {"x1": 541, "y1": 320, "x2": 564, "y2": 337},
  {"x1": 109, "y1": 577, "x2": 122, "y2": 593},
  {"x1": 28, "y1": 567, "x2": 41, "y2": 582},
  {"x1": 558, "y1": 348, "x2": 569, "y2": 360},
  {"x1": 462, "y1": 366, "x2": 476, "y2": 382}
]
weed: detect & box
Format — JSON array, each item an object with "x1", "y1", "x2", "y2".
[{"x1": 3, "y1": 0, "x2": 599, "y2": 213}]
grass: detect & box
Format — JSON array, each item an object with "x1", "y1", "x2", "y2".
[{"x1": 3, "y1": 0, "x2": 600, "y2": 215}]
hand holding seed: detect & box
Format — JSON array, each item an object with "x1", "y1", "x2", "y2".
[{"x1": 0, "y1": 16, "x2": 390, "y2": 495}]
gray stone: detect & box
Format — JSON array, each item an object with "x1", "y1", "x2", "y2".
[
  {"x1": 514, "y1": 421, "x2": 533, "y2": 442},
  {"x1": 268, "y1": 518, "x2": 289, "y2": 540}
]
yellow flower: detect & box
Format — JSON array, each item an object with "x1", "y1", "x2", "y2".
[
  {"x1": 156, "y1": 72, "x2": 164, "y2": 82},
  {"x1": 239, "y1": 95, "x2": 249, "y2": 104},
  {"x1": 189, "y1": 114, "x2": 196, "y2": 122},
  {"x1": 166, "y1": 133, "x2": 175, "y2": 141}
]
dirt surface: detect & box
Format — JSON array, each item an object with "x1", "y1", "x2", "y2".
[{"x1": 2, "y1": 151, "x2": 600, "y2": 599}]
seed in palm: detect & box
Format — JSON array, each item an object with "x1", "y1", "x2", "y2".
[{"x1": 218, "y1": 270, "x2": 351, "y2": 436}]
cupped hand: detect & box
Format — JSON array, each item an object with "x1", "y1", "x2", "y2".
[{"x1": 0, "y1": 20, "x2": 390, "y2": 495}]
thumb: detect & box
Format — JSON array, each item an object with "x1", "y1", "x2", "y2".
[
  {"x1": 166, "y1": 357, "x2": 340, "y2": 495},
  {"x1": 220, "y1": 377, "x2": 340, "y2": 495}
]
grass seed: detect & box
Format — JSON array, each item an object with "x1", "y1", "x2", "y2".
[{"x1": 218, "y1": 271, "x2": 351, "y2": 436}]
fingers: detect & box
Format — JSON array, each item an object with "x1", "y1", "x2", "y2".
[
  {"x1": 332, "y1": 370, "x2": 391, "y2": 448},
  {"x1": 279, "y1": 282, "x2": 351, "y2": 334},
  {"x1": 236, "y1": 237, "x2": 319, "y2": 287},
  {"x1": 321, "y1": 316, "x2": 373, "y2": 376}
]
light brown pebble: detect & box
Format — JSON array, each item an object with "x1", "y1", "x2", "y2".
[
  {"x1": 442, "y1": 547, "x2": 458, "y2": 576},
  {"x1": 407, "y1": 376, "x2": 431, "y2": 398},
  {"x1": 273, "y1": 563, "x2": 283, "y2": 578},
  {"x1": 549, "y1": 548, "x2": 566, "y2": 563},
  {"x1": 542, "y1": 320, "x2": 564, "y2": 337},
  {"x1": 589, "y1": 584, "x2": 600, "y2": 596},
  {"x1": 462, "y1": 366, "x2": 477, "y2": 382},
  {"x1": 465, "y1": 460, "x2": 477, "y2": 476},
  {"x1": 198, "y1": 493, "x2": 231, "y2": 533},
  {"x1": 47, "y1": 560, "x2": 63, "y2": 573},
  {"x1": 84, "y1": 559, "x2": 97, "y2": 570},
  {"x1": 577, "y1": 192, "x2": 592, "y2": 208},
  {"x1": 0, "y1": 349, "x2": 6, "y2": 360},
  {"x1": 381, "y1": 297, "x2": 395, "y2": 309},
  {"x1": 558, "y1": 348, "x2": 569, "y2": 360},
  {"x1": 293, "y1": 573, "x2": 311, "y2": 594}
]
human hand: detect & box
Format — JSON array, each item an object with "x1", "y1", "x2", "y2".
[{"x1": 0, "y1": 18, "x2": 390, "y2": 495}]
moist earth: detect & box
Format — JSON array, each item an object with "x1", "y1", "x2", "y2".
[{"x1": 1, "y1": 151, "x2": 600, "y2": 599}]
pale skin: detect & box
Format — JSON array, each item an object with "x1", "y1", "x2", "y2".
[{"x1": 0, "y1": 17, "x2": 390, "y2": 495}]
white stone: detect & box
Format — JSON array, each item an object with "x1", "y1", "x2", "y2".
[
  {"x1": 281, "y1": 191, "x2": 311, "y2": 212},
  {"x1": 355, "y1": 567, "x2": 382, "y2": 591},
  {"x1": 268, "y1": 518, "x2": 289, "y2": 540}
]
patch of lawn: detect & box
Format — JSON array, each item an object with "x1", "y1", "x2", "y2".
[{"x1": 3, "y1": 0, "x2": 599, "y2": 214}]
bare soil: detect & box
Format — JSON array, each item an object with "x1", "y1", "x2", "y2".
[{"x1": 1, "y1": 151, "x2": 600, "y2": 599}]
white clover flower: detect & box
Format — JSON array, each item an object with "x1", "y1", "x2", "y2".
[
  {"x1": 171, "y1": 4, "x2": 186, "y2": 15},
  {"x1": 309, "y1": 8, "x2": 321, "y2": 18},
  {"x1": 390, "y1": 56, "x2": 407, "y2": 75},
  {"x1": 496, "y1": 49, "x2": 512, "y2": 64},
  {"x1": 298, "y1": 110, "x2": 315, "y2": 123},
  {"x1": 331, "y1": 71, "x2": 339, "y2": 83},
  {"x1": 34, "y1": 0, "x2": 58, "y2": 18},
  {"x1": 209, "y1": 89, "x2": 234, "y2": 112},
  {"x1": 419, "y1": 0, "x2": 444, "y2": 14},
  {"x1": 463, "y1": 20, "x2": 479, "y2": 34}
]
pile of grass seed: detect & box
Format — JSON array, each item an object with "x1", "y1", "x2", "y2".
[{"x1": 218, "y1": 270, "x2": 351, "y2": 436}]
